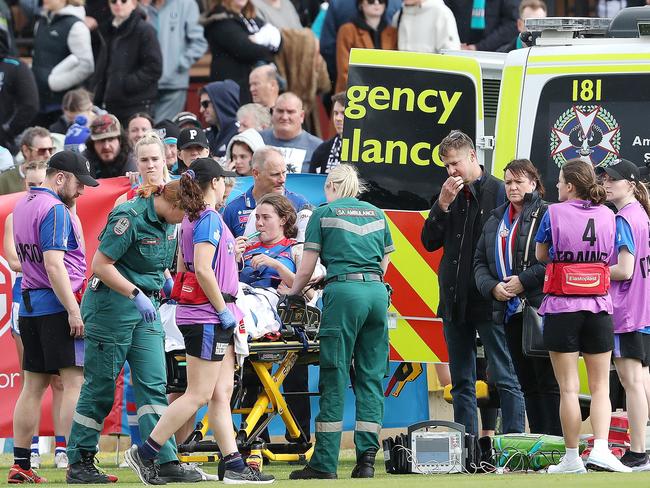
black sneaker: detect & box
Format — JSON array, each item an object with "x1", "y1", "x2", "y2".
[
  {"x1": 66, "y1": 452, "x2": 117, "y2": 484},
  {"x1": 289, "y1": 465, "x2": 337, "y2": 480},
  {"x1": 620, "y1": 451, "x2": 650, "y2": 471},
  {"x1": 223, "y1": 466, "x2": 275, "y2": 484},
  {"x1": 157, "y1": 461, "x2": 202, "y2": 483},
  {"x1": 123, "y1": 446, "x2": 166, "y2": 485},
  {"x1": 351, "y1": 449, "x2": 376, "y2": 478}
]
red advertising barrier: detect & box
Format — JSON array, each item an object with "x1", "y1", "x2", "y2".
[{"x1": 0, "y1": 178, "x2": 131, "y2": 438}]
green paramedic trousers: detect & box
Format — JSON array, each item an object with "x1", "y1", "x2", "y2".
[
  {"x1": 67, "y1": 286, "x2": 177, "y2": 465},
  {"x1": 309, "y1": 280, "x2": 389, "y2": 474}
]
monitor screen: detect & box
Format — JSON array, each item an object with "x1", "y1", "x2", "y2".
[{"x1": 415, "y1": 437, "x2": 450, "y2": 464}]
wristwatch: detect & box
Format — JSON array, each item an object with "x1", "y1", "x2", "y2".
[{"x1": 128, "y1": 288, "x2": 140, "y2": 300}]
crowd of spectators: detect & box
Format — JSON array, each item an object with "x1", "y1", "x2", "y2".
[{"x1": 0, "y1": 0, "x2": 569, "y2": 192}]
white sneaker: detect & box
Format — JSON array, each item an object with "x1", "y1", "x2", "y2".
[
  {"x1": 30, "y1": 453, "x2": 40, "y2": 470},
  {"x1": 55, "y1": 451, "x2": 69, "y2": 469},
  {"x1": 586, "y1": 449, "x2": 633, "y2": 473},
  {"x1": 547, "y1": 456, "x2": 587, "y2": 474}
]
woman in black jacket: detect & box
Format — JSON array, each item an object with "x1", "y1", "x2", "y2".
[
  {"x1": 474, "y1": 158, "x2": 561, "y2": 436},
  {"x1": 201, "y1": 0, "x2": 278, "y2": 104},
  {"x1": 92, "y1": 0, "x2": 162, "y2": 124}
]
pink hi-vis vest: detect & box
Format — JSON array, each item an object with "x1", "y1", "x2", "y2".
[
  {"x1": 610, "y1": 201, "x2": 650, "y2": 333},
  {"x1": 539, "y1": 199, "x2": 615, "y2": 316}
]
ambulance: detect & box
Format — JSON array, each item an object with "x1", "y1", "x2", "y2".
[{"x1": 341, "y1": 7, "x2": 650, "y2": 401}]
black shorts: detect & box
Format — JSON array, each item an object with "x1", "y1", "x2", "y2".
[
  {"x1": 543, "y1": 311, "x2": 613, "y2": 354},
  {"x1": 643, "y1": 334, "x2": 650, "y2": 367},
  {"x1": 179, "y1": 324, "x2": 234, "y2": 361},
  {"x1": 19, "y1": 312, "x2": 84, "y2": 373},
  {"x1": 613, "y1": 331, "x2": 646, "y2": 362}
]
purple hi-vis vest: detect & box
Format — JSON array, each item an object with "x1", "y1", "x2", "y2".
[
  {"x1": 610, "y1": 201, "x2": 650, "y2": 333},
  {"x1": 540, "y1": 199, "x2": 615, "y2": 315},
  {"x1": 175, "y1": 208, "x2": 243, "y2": 326},
  {"x1": 13, "y1": 188, "x2": 86, "y2": 292}
]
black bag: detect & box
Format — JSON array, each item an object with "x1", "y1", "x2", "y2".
[{"x1": 520, "y1": 207, "x2": 549, "y2": 358}]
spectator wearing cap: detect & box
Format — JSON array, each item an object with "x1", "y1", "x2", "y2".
[
  {"x1": 201, "y1": 0, "x2": 279, "y2": 105},
  {"x1": 154, "y1": 120, "x2": 181, "y2": 171},
  {"x1": 0, "y1": 28, "x2": 39, "y2": 155},
  {"x1": 31, "y1": 0, "x2": 94, "y2": 128},
  {"x1": 83, "y1": 114, "x2": 135, "y2": 179},
  {"x1": 0, "y1": 127, "x2": 55, "y2": 195},
  {"x1": 64, "y1": 115, "x2": 91, "y2": 153},
  {"x1": 260, "y1": 92, "x2": 322, "y2": 173},
  {"x1": 237, "y1": 103, "x2": 271, "y2": 133},
  {"x1": 199, "y1": 80, "x2": 240, "y2": 158},
  {"x1": 92, "y1": 0, "x2": 162, "y2": 125},
  {"x1": 145, "y1": 0, "x2": 207, "y2": 123},
  {"x1": 225, "y1": 128, "x2": 265, "y2": 176},
  {"x1": 172, "y1": 111, "x2": 202, "y2": 131},
  {"x1": 175, "y1": 127, "x2": 210, "y2": 175},
  {"x1": 248, "y1": 64, "x2": 281, "y2": 109}
]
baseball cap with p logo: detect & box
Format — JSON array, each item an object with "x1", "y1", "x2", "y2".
[{"x1": 178, "y1": 128, "x2": 209, "y2": 150}]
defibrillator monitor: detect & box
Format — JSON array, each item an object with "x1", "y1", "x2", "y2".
[{"x1": 409, "y1": 422, "x2": 465, "y2": 474}]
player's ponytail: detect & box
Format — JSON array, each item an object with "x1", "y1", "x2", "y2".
[
  {"x1": 179, "y1": 169, "x2": 207, "y2": 222},
  {"x1": 562, "y1": 159, "x2": 606, "y2": 205},
  {"x1": 633, "y1": 181, "x2": 650, "y2": 218}
]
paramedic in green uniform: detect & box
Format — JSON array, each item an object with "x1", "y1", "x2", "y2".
[
  {"x1": 66, "y1": 181, "x2": 204, "y2": 484},
  {"x1": 288, "y1": 164, "x2": 394, "y2": 480}
]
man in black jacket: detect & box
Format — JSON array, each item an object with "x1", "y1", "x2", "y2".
[
  {"x1": 420, "y1": 130, "x2": 524, "y2": 437},
  {"x1": 0, "y1": 29, "x2": 39, "y2": 153},
  {"x1": 92, "y1": 1, "x2": 162, "y2": 125},
  {"x1": 445, "y1": 0, "x2": 519, "y2": 52}
]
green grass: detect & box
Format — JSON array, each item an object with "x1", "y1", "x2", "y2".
[{"x1": 4, "y1": 452, "x2": 650, "y2": 486}]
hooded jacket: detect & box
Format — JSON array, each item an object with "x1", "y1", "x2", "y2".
[
  {"x1": 93, "y1": 9, "x2": 162, "y2": 114},
  {"x1": 145, "y1": 0, "x2": 207, "y2": 91},
  {"x1": 0, "y1": 29, "x2": 38, "y2": 151},
  {"x1": 32, "y1": 5, "x2": 94, "y2": 111},
  {"x1": 225, "y1": 128, "x2": 265, "y2": 165},
  {"x1": 202, "y1": 80, "x2": 240, "y2": 157},
  {"x1": 201, "y1": 5, "x2": 275, "y2": 104}
]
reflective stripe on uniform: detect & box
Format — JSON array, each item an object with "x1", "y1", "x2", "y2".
[
  {"x1": 304, "y1": 242, "x2": 321, "y2": 252},
  {"x1": 73, "y1": 412, "x2": 104, "y2": 431},
  {"x1": 315, "y1": 421, "x2": 343, "y2": 433},
  {"x1": 385, "y1": 244, "x2": 395, "y2": 253},
  {"x1": 354, "y1": 421, "x2": 382, "y2": 434},
  {"x1": 320, "y1": 217, "x2": 385, "y2": 236},
  {"x1": 137, "y1": 404, "x2": 167, "y2": 419}
]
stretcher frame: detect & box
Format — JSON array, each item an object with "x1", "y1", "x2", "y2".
[{"x1": 175, "y1": 340, "x2": 319, "y2": 464}]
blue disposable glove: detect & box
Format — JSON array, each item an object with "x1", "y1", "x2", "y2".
[
  {"x1": 133, "y1": 292, "x2": 157, "y2": 323},
  {"x1": 217, "y1": 308, "x2": 237, "y2": 330},
  {"x1": 163, "y1": 277, "x2": 174, "y2": 298}
]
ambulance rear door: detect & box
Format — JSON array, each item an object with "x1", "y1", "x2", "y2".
[
  {"x1": 341, "y1": 48, "x2": 486, "y2": 362},
  {"x1": 493, "y1": 42, "x2": 650, "y2": 201}
]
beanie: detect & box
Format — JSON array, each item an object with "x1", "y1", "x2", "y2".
[{"x1": 64, "y1": 115, "x2": 91, "y2": 153}]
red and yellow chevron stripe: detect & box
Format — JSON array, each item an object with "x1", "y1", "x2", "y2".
[{"x1": 385, "y1": 210, "x2": 448, "y2": 363}]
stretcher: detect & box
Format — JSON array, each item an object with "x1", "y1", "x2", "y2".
[{"x1": 166, "y1": 295, "x2": 321, "y2": 464}]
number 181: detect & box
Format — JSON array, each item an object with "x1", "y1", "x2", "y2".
[{"x1": 572, "y1": 79, "x2": 602, "y2": 102}]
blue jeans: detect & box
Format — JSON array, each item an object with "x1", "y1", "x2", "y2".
[{"x1": 443, "y1": 319, "x2": 525, "y2": 436}]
